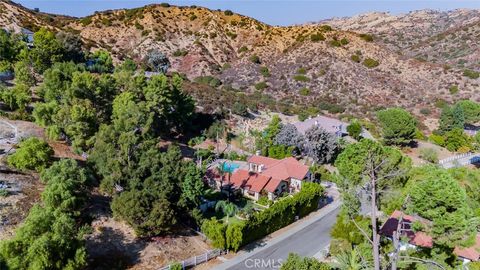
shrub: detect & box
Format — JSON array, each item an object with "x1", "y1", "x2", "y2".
[
  {"x1": 444, "y1": 128, "x2": 472, "y2": 152},
  {"x1": 463, "y1": 69, "x2": 479, "y2": 79},
  {"x1": 340, "y1": 38, "x2": 349, "y2": 45},
  {"x1": 0, "y1": 189, "x2": 8, "y2": 197},
  {"x1": 224, "y1": 10, "x2": 234, "y2": 16},
  {"x1": 238, "y1": 46, "x2": 248, "y2": 53},
  {"x1": 320, "y1": 25, "x2": 332, "y2": 32},
  {"x1": 173, "y1": 49, "x2": 188, "y2": 57},
  {"x1": 351, "y1": 54, "x2": 361, "y2": 63},
  {"x1": 310, "y1": 33, "x2": 325, "y2": 42},
  {"x1": 189, "y1": 14, "x2": 197, "y2": 21},
  {"x1": 449, "y1": 85, "x2": 459, "y2": 94},
  {"x1": 293, "y1": 75, "x2": 310, "y2": 82},
  {"x1": 319, "y1": 102, "x2": 345, "y2": 114},
  {"x1": 297, "y1": 67, "x2": 307, "y2": 74},
  {"x1": 160, "y1": 3, "x2": 170, "y2": 7},
  {"x1": 359, "y1": 33, "x2": 374, "y2": 42},
  {"x1": 7, "y1": 137, "x2": 54, "y2": 171},
  {"x1": 255, "y1": 81, "x2": 267, "y2": 90},
  {"x1": 347, "y1": 120, "x2": 362, "y2": 140},
  {"x1": 429, "y1": 134, "x2": 445, "y2": 147},
  {"x1": 362, "y1": 58, "x2": 379, "y2": 68},
  {"x1": 134, "y1": 21, "x2": 144, "y2": 30},
  {"x1": 257, "y1": 196, "x2": 273, "y2": 207},
  {"x1": 420, "y1": 108, "x2": 431, "y2": 115},
  {"x1": 419, "y1": 148, "x2": 439, "y2": 163},
  {"x1": 170, "y1": 263, "x2": 182, "y2": 270},
  {"x1": 260, "y1": 66, "x2": 270, "y2": 77},
  {"x1": 232, "y1": 101, "x2": 248, "y2": 116},
  {"x1": 201, "y1": 218, "x2": 227, "y2": 249},
  {"x1": 299, "y1": 87, "x2": 310, "y2": 96},
  {"x1": 329, "y1": 39, "x2": 341, "y2": 47},
  {"x1": 249, "y1": 54, "x2": 261, "y2": 64}
]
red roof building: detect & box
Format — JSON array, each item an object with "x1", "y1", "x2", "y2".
[
  {"x1": 224, "y1": 155, "x2": 311, "y2": 201},
  {"x1": 380, "y1": 210, "x2": 480, "y2": 263}
]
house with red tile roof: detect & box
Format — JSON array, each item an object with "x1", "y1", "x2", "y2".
[
  {"x1": 205, "y1": 155, "x2": 311, "y2": 202},
  {"x1": 380, "y1": 210, "x2": 480, "y2": 263},
  {"x1": 247, "y1": 155, "x2": 311, "y2": 194}
]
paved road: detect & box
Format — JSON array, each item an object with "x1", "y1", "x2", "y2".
[{"x1": 214, "y1": 199, "x2": 341, "y2": 270}]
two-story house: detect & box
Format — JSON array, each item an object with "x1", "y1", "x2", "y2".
[{"x1": 228, "y1": 155, "x2": 310, "y2": 201}]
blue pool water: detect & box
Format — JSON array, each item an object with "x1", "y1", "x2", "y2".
[{"x1": 222, "y1": 162, "x2": 240, "y2": 173}]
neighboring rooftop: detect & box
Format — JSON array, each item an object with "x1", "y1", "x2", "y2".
[{"x1": 380, "y1": 210, "x2": 480, "y2": 261}]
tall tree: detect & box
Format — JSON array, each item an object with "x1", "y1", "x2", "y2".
[
  {"x1": 335, "y1": 139, "x2": 411, "y2": 270},
  {"x1": 303, "y1": 125, "x2": 338, "y2": 164},
  {"x1": 377, "y1": 108, "x2": 417, "y2": 145}
]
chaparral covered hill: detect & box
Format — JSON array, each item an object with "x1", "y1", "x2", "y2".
[
  {"x1": 0, "y1": 1, "x2": 479, "y2": 121},
  {"x1": 325, "y1": 9, "x2": 480, "y2": 70}
]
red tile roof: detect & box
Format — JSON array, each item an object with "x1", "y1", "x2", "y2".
[
  {"x1": 230, "y1": 169, "x2": 271, "y2": 193},
  {"x1": 264, "y1": 178, "x2": 285, "y2": 193},
  {"x1": 248, "y1": 156, "x2": 309, "y2": 181},
  {"x1": 247, "y1": 155, "x2": 280, "y2": 167},
  {"x1": 379, "y1": 210, "x2": 433, "y2": 248},
  {"x1": 454, "y1": 235, "x2": 480, "y2": 261}
]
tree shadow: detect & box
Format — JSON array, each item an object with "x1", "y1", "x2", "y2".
[
  {"x1": 86, "y1": 226, "x2": 147, "y2": 270},
  {"x1": 241, "y1": 238, "x2": 268, "y2": 252}
]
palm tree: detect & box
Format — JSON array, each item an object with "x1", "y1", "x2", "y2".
[
  {"x1": 215, "y1": 200, "x2": 238, "y2": 223},
  {"x1": 332, "y1": 247, "x2": 371, "y2": 270},
  {"x1": 217, "y1": 161, "x2": 226, "y2": 189}
]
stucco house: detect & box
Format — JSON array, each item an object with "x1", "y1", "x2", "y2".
[{"x1": 227, "y1": 155, "x2": 310, "y2": 201}]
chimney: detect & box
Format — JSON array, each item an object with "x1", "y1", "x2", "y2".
[{"x1": 255, "y1": 150, "x2": 261, "y2": 156}]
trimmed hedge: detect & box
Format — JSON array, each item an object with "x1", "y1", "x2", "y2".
[{"x1": 202, "y1": 182, "x2": 324, "y2": 251}]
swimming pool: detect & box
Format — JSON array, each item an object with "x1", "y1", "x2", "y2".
[{"x1": 222, "y1": 162, "x2": 240, "y2": 173}]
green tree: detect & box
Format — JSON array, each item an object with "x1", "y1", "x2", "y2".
[
  {"x1": 7, "y1": 137, "x2": 54, "y2": 171},
  {"x1": 439, "y1": 105, "x2": 465, "y2": 134},
  {"x1": 215, "y1": 200, "x2": 238, "y2": 222},
  {"x1": 180, "y1": 163, "x2": 205, "y2": 207},
  {"x1": 456, "y1": 100, "x2": 480, "y2": 125},
  {"x1": 87, "y1": 50, "x2": 114, "y2": 73},
  {"x1": 29, "y1": 28, "x2": 65, "y2": 73},
  {"x1": 407, "y1": 166, "x2": 476, "y2": 247},
  {"x1": 0, "y1": 83, "x2": 31, "y2": 111},
  {"x1": 13, "y1": 60, "x2": 35, "y2": 86},
  {"x1": 40, "y1": 159, "x2": 89, "y2": 214},
  {"x1": 347, "y1": 120, "x2": 362, "y2": 140},
  {"x1": 281, "y1": 253, "x2": 330, "y2": 270},
  {"x1": 377, "y1": 108, "x2": 417, "y2": 145},
  {"x1": 335, "y1": 139, "x2": 411, "y2": 270}
]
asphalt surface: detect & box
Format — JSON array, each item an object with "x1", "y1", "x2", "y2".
[{"x1": 225, "y1": 205, "x2": 341, "y2": 270}]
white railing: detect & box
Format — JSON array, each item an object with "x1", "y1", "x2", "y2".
[
  {"x1": 438, "y1": 152, "x2": 476, "y2": 165},
  {"x1": 158, "y1": 249, "x2": 223, "y2": 270}
]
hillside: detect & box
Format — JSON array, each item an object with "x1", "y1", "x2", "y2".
[
  {"x1": 1, "y1": 1, "x2": 479, "y2": 122},
  {"x1": 325, "y1": 9, "x2": 480, "y2": 70}
]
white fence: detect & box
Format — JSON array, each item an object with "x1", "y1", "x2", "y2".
[
  {"x1": 158, "y1": 249, "x2": 223, "y2": 270},
  {"x1": 438, "y1": 152, "x2": 476, "y2": 165},
  {"x1": 438, "y1": 152, "x2": 480, "y2": 169}
]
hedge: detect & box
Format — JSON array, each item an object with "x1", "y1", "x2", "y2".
[{"x1": 202, "y1": 182, "x2": 324, "y2": 251}]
